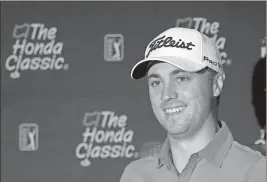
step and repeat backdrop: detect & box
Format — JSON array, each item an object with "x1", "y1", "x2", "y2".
[{"x1": 1, "y1": 2, "x2": 266, "y2": 182}]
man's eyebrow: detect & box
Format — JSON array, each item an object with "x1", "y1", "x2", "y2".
[
  {"x1": 147, "y1": 73, "x2": 160, "y2": 79},
  {"x1": 147, "y1": 69, "x2": 186, "y2": 79},
  {"x1": 170, "y1": 69, "x2": 186, "y2": 76}
]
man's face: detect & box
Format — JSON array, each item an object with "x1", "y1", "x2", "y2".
[{"x1": 147, "y1": 62, "x2": 216, "y2": 138}]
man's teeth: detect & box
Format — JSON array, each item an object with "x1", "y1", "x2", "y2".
[{"x1": 165, "y1": 106, "x2": 186, "y2": 114}]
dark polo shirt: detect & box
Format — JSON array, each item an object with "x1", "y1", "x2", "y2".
[{"x1": 120, "y1": 121, "x2": 266, "y2": 182}]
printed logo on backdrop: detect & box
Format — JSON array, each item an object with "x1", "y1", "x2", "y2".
[
  {"x1": 75, "y1": 111, "x2": 139, "y2": 167},
  {"x1": 139, "y1": 142, "x2": 162, "y2": 159},
  {"x1": 261, "y1": 37, "x2": 266, "y2": 58},
  {"x1": 19, "y1": 123, "x2": 39, "y2": 151},
  {"x1": 176, "y1": 17, "x2": 232, "y2": 66},
  {"x1": 5, "y1": 23, "x2": 68, "y2": 79},
  {"x1": 104, "y1": 34, "x2": 124, "y2": 61}
]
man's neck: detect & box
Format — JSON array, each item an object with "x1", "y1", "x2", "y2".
[{"x1": 169, "y1": 119, "x2": 219, "y2": 173}]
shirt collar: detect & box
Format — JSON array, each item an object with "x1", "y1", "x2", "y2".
[{"x1": 157, "y1": 121, "x2": 233, "y2": 170}]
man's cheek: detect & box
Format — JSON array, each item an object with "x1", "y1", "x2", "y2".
[
  {"x1": 186, "y1": 82, "x2": 203, "y2": 97},
  {"x1": 151, "y1": 99, "x2": 161, "y2": 111},
  {"x1": 149, "y1": 89, "x2": 161, "y2": 101},
  {"x1": 179, "y1": 88, "x2": 196, "y2": 101}
]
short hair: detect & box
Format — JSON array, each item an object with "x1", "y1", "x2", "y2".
[{"x1": 196, "y1": 67, "x2": 217, "y2": 77}]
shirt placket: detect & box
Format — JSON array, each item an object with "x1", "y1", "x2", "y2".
[{"x1": 177, "y1": 154, "x2": 202, "y2": 182}]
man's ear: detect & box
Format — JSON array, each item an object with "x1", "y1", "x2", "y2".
[{"x1": 213, "y1": 73, "x2": 225, "y2": 97}]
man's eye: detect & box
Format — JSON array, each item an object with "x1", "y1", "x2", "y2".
[
  {"x1": 150, "y1": 81, "x2": 161, "y2": 87},
  {"x1": 176, "y1": 76, "x2": 189, "y2": 82}
]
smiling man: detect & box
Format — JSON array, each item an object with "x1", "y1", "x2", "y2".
[{"x1": 119, "y1": 27, "x2": 266, "y2": 182}]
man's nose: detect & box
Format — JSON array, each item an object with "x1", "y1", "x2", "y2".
[{"x1": 161, "y1": 83, "x2": 178, "y2": 101}]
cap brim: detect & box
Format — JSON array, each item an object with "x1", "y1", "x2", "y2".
[{"x1": 130, "y1": 56, "x2": 206, "y2": 79}]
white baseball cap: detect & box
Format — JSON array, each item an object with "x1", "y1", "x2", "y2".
[{"x1": 130, "y1": 27, "x2": 224, "y2": 79}]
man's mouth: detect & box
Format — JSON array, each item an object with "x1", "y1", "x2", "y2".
[{"x1": 164, "y1": 106, "x2": 187, "y2": 115}]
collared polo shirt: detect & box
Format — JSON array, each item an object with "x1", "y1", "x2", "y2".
[{"x1": 119, "y1": 121, "x2": 266, "y2": 182}]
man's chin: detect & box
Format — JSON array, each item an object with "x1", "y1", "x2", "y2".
[{"x1": 165, "y1": 126, "x2": 190, "y2": 138}]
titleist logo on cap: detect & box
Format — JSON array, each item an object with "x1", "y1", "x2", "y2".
[{"x1": 145, "y1": 35, "x2": 196, "y2": 58}]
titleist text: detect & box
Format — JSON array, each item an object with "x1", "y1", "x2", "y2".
[{"x1": 145, "y1": 36, "x2": 196, "y2": 58}]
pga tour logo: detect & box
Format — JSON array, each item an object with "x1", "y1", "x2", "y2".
[
  {"x1": 19, "y1": 123, "x2": 39, "y2": 151},
  {"x1": 5, "y1": 23, "x2": 68, "y2": 79},
  {"x1": 104, "y1": 34, "x2": 124, "y2": 61}
]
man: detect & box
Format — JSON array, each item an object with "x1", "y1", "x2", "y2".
[{"x1": 120, "y1": 27, "x2": 266, "y2": 182}]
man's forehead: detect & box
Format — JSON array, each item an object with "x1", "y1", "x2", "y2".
[{"x1": 147, "y1": 62, "x2": 187, "y2": 77}]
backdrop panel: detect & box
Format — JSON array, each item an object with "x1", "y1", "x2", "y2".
[{"x1": 1, "y1": 2, "x2": 266, "y2": 182}]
